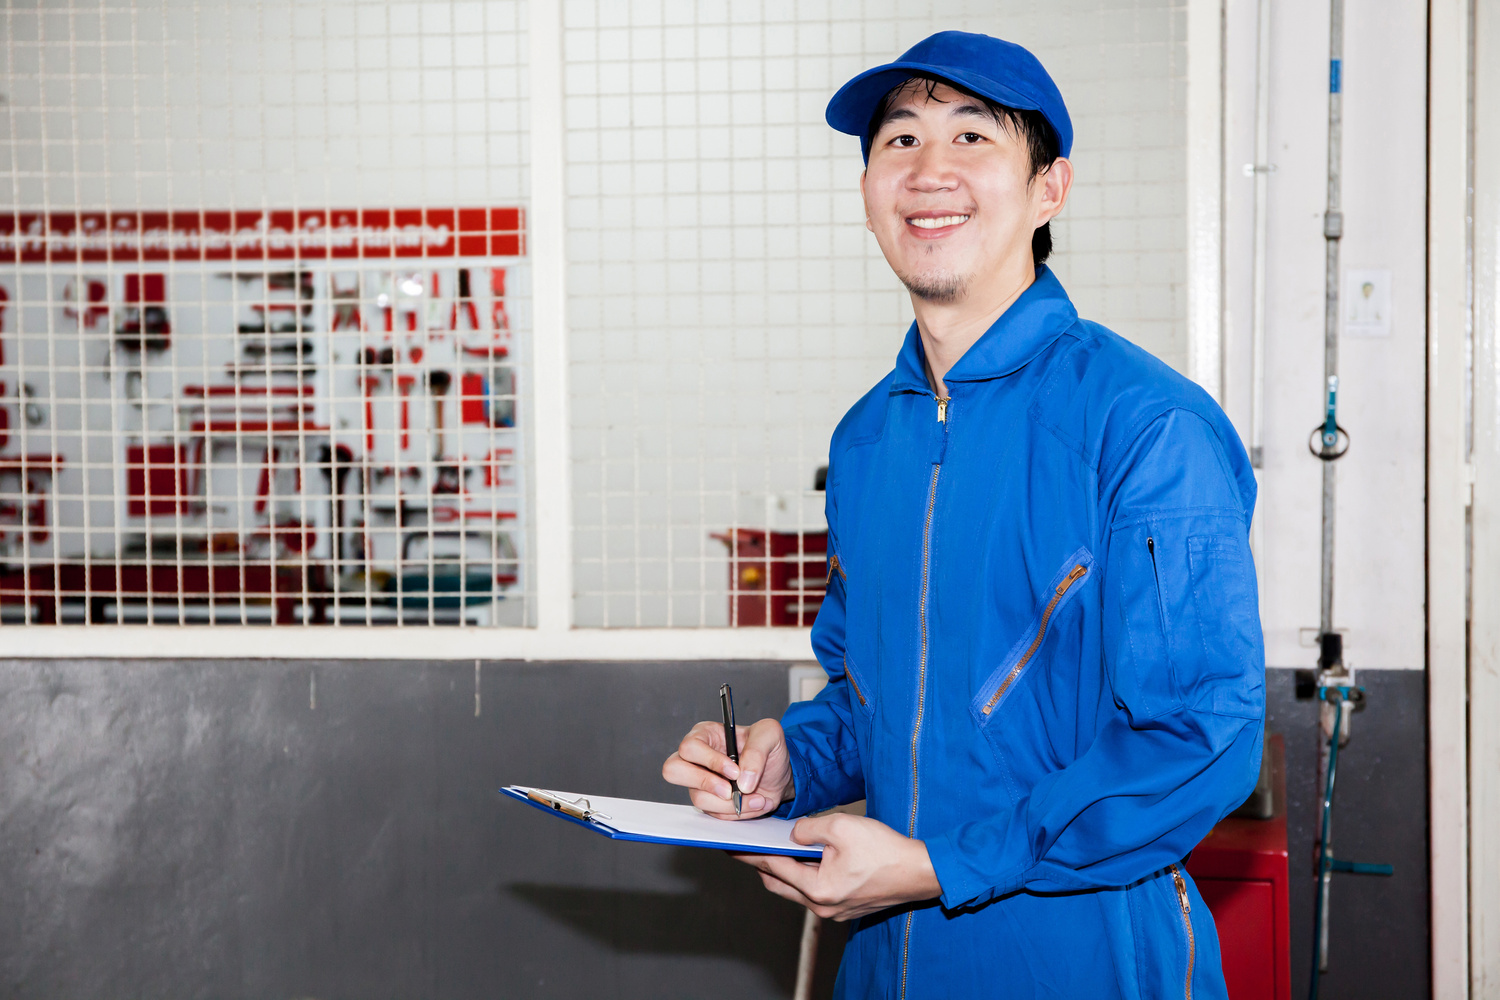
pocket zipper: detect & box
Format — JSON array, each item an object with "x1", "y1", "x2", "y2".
[
  {"x1": 843, "y1": 654, "x2": 866, "y2": 706},
  {"x1": 982, "y1": 564, "x2": 1088, "y2": 715},
  {"x1": 1147, "y1": 536, "x2": 1167, "y2": 628},
  {"x1": 1170, "y1": 864, "x2": 1195, "y2": 1000},
  {"x1": 826, "y1": 552, "x2": 847, "y2": 586}
]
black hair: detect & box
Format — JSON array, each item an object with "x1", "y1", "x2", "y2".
[{"x1": 865, "y1": 75, "x2": 1062, "y2": 265}]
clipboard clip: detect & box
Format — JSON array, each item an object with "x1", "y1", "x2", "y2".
[{"x1": 526, "y1": 789, "x2": 611, "y2": 823}]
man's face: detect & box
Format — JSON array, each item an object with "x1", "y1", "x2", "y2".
[{"x1": 861, "y1": 81, "x2": 1058, "y2": 304}]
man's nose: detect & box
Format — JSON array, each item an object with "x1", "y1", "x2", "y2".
[{"x1": 907, "y1": 142, "x2": 959, "y2": 192}]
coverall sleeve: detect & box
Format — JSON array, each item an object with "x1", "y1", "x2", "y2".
[
  {"x1": 773, "y1": 487, "x2": 867, "y2": 818},
  {"x1": 924, "y1": 408, "x2": 1266, "y2": 908}
]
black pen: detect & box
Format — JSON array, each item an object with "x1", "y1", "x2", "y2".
[{"x1": 719, "y1": 682, "x2": 742, "y2": 816}]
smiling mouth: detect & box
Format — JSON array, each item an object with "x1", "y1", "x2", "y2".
[{"x1": 907, "y1": 214, "x2": 970, "y2": 229}]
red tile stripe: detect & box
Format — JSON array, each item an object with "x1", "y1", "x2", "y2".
[{"x1": 0, "y1": 207, "x2": 526, "y2": 263}]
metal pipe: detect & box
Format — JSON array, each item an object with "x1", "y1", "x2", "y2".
[
  {"x1": 1248, "y1": 0, "x2": 1273, "y2": 470},
  {"x1": 1312, "y1": 2, "x2": 1346, "y2": 991},
  {"x1": 793, "y1": 909, "x2": 822, "y2": 1000},
  {"x1": 1319, "y1": 0, "x2": 1344, "y2": 637},
  {"x1": 1309, "y1": 689, "x2": 1347, "y2": 997}
]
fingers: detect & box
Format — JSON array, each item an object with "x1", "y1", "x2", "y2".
[
  {"x1": 689, "y1": 788, "x2": 771, "y2": 817},
  {"x1": 750, "y1": 852, "x2": 823, "y2": 898},
  {"x1": 674, "y1": 722, "x2": 740, "y2": 781},
  {"x1": 662, "y1": 749, "x2": 735, "y2": 801},
  {"x1": 736, "y1": 718, "x2": 784, "y2": 795},
  {"x1": 661, "y1": 721, "x2": 740, "y2": 802},
  {"x1": 757, "y1": 870, "x2": 818, "y2": 910}
]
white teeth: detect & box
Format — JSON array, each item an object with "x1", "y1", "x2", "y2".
[{"x1": 908, "y1": 215, "x2": 969, "y2": 229}]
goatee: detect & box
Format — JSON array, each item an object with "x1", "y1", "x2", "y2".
[{"x1": 900, "y1": 272, "x2": 968, "y2": 304}]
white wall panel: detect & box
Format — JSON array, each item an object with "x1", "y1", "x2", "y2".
[{"x1": 1228, "y1": 0, "x2": 1427, "y2": 670}]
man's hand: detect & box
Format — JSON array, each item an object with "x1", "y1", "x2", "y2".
[
  {"x1": 733, "y1": 812, "x2": 942, "y2": 922},
  {"x1": 662, "y1": 717, "x2": 795, "y2": 818}
]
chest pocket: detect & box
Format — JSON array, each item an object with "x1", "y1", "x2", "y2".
[{"x1": 969, "y1": 547, "x2": 1096, "y2": 725}]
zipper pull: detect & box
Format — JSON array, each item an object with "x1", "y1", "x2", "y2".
[
  {"x1": 936, "y1": 396, "x2": 949, "y2": 423},
  {"x1": 1171, "y1": 867, "x2": 1191, "y2": 913},
  {"x1": 1055, "y1": 564, "x2": 1087, "y2": 595}
]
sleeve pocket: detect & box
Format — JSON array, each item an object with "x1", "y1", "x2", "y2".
[{"x1": 1187, "y1": 534, "x2": 1265, "y2": 719}]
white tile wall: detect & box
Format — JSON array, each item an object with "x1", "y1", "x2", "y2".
[
  {"x1": 2, "y1": 0, "x2": 1189, "y2": 630},
  {"x1": 563, "y1": 0, "x2": 1190, "y2": 626}
]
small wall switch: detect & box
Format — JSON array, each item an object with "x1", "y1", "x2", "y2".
[{"x1": 1344, "y1": 269, "x2": 1392, "y2": 337}]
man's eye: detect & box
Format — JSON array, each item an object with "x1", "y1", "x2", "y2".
[
  {"x1": 958, "y1": 132, "x2": 984, "y2": 144},
  {"x1": 893, "y1": 135, "x2": 918, "y2": 147}
]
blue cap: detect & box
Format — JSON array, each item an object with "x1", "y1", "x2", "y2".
[{"x1": 826, "y1": 31, "x2": 1072, "y2": 163}]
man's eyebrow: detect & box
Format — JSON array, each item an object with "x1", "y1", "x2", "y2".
[
  {"x1": 950, "y1": 102, "x2": 997, "y2": 122},
  {"x1": 875, "y1": 107, "x2": 918, "y2": 130},
  {"x1": 875, "y1": 101, "x2": 997, "y2": 133}
]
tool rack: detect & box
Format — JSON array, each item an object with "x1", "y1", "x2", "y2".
[{"x1": 0, "y1": 257, "x2": 527, "y2": 625}]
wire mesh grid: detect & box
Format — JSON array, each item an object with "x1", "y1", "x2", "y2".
[
  {"x1": 0, "y1": 0, "x2": 533, "y2": 626},
  {"x1": 2, "y1": 0, "x2": 1188, "y2": 633},
  {"x1": 563, "y1": 0, "x2": 1189, "y2": 627}
]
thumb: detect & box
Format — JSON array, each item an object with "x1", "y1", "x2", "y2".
[
  {"x1": 790, "y1": 814, "x2": 832, "y2": 847},
  {"x1": 736, "y1": 720, "x2": 783, "y2": 794}
]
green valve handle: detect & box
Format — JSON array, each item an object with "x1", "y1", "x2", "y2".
[{"x1": 1309, "y1": 376, "x2": 1349, "y2": 460}]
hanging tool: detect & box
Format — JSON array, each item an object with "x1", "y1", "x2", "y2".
[
  {"x1": 62, "y1": 277, "x2": 109, "y2": 329},
  {"x1": 359, "y1": 346, "x2": 392, "y2": 457},
  {"x1": 462, "y1": 267, "x2": 512, "y2": 358},
  {"x1": 117, "y1": 273, "x2": 171, "y2": 350},
  {"x1": 490, "y1": 267, "x2": 510, "y2": 333},
  {"x1": 330, "y1": 271, "x2": 363, "y2": 331},
  {"x1": 397, "y1": 373, "x2": 417, "y2": 451},
  {"x1": 242, "y1": 338, "x2": 314, "y2": 358},
  {"x1": 21, "y1": 383, "x2": 44, "y2": 427},
  {"x1": 460, "y1": 372, "x2": 490, "y2": 425},
  {"x1": 428, "y1": 369, "x2": 452, "y2": 460},
  {"x1": 450, "y1": 268, "x2": 481, "y2": 331}
]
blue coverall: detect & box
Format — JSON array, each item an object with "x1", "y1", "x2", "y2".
[{"x1": 778, "y1": 267, "x2": 1266, "y2": 999}]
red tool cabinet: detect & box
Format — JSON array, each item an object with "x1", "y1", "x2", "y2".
[
  {"x1": 714, "y1": 528, "x2": 827, "y2": 627},
  {"x1": 1187, "y1": 733, "x2": 1291, "y2": 1000}
]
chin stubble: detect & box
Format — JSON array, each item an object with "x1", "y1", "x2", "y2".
[{"x1": 899, "y1": 271, "x2": 968, "y2": 305}]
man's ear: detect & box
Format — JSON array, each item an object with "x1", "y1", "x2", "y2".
[
  {"x1": 859, "y1": 169, "x2": 872, "y2": 232},
  {"x1": 1034, "y1": 157, "x2": 1074, "y2": 227}
]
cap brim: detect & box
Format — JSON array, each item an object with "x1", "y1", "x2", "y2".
[{"x1": 825, "y1": 61, "x2": 1045, "y2": 136}]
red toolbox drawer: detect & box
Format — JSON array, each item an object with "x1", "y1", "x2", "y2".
[{"x1": 1187, "y1": 734, "x2": 1290, "y2": 1000}]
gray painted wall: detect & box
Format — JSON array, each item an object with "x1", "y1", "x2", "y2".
[
  {"x1": 1266, "y1": 667, "x2": 1430, "y2": 999},
  {"x1": 0, "y1": 659, "x2": 1425, "y2": 999}
]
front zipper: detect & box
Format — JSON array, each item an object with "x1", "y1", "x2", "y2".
[
  {"x1": 981, "y1": 564, "x2": 1088, "y2": 715},
  {"x1": 900, "y1": 461, "x2": 942, "y2": 1000},
  {"x1": 936, "y1": 395, "x2": 949, "y2": 423},
  {"x1": 1170, "y1": 864, "x2": 1195, "y2": 1000}
]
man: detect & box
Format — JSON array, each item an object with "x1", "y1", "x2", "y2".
[{"x1": 664, "y1": 30, "x2": 1264, "y2": 999}]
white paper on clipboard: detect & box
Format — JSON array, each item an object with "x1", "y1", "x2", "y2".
[{"x1": 501, "y1": 785, "x2": 824, "y2": 858}]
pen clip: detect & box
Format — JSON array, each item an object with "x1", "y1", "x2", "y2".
[{"x1": 526, "y1": 789, "x2": 610, "y2": 823}]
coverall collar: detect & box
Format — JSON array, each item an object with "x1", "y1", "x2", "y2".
[{"x1": 891, "y1": 265, "x2": 1080, "y2": 393}]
